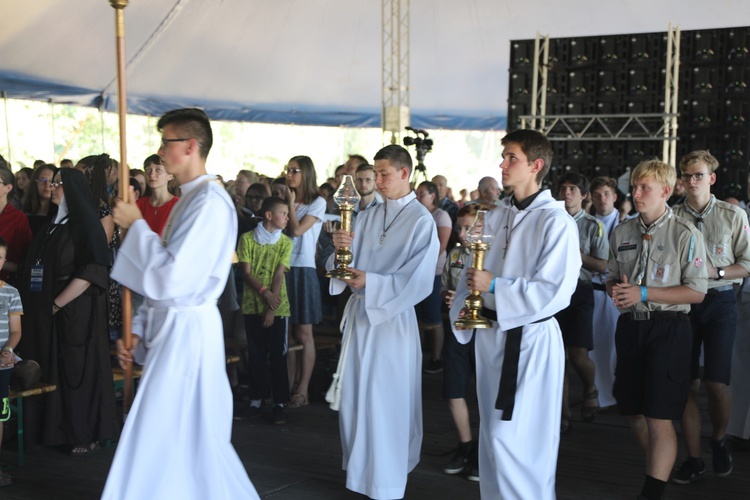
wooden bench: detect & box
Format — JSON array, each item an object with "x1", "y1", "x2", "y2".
[{"x1": 7, "y1": 382, "x2": 58, "y2": 467}]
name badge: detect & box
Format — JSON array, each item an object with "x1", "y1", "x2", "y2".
[{"x1": 29, "y1": 264, "x2": 44, "y2": 292}]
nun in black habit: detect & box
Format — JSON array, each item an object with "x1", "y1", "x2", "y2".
[{"x1": 18, "y1": 168, "x2": 118, "y2": 454}]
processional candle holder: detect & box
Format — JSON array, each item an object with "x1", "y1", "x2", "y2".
[
  {"x1": 326, "y1": 175, "x2": 361, "y2": 280},
  {"x1": 454, "y1": 210, "x2": 494, "y2": 330}
]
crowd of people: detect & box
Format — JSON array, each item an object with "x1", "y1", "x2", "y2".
[{"x1": 1, "y1": 114, "x2": 750, "y2": 500}]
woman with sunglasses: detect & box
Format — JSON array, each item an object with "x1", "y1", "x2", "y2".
[{"x1": 284, "y1": 155, "x2": 326, "y2": 408}]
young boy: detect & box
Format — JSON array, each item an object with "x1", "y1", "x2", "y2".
[
  {"x1": 671, "y1": 151, "x2": 750, "y2": 483},
  {"x1": 237, "y1": 196, "x2": 293, "y2": 424},
  {"x1": 556, "y1": 172, "x2": 609, "y2": 432},
  {"x1": 607, "y1": 160, "x2": 708, "y2": 500},
  {"x1": 0, "y1": 237, "x2": 23, "y2": 487},
  {"x1": 440, "y1": 203, "x2": 490, "y2": 481},
  {"x1": 329, "y1": 145, "x2": 439, "y2": 499},
  {"x1": 450, "y1": 129, "x2": 581, "y2": 499}
]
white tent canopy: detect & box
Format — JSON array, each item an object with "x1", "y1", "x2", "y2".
[{"x1": 1, "y1": 0, "x2": 748, "y2": 131}]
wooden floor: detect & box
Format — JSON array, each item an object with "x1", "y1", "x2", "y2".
[{"x1": 1, "y1": 356, "x2": 748, "y2": 499}]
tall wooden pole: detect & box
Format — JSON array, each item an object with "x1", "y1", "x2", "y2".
[{"x1": 110, "y1": 0, "x2": 134, "y2": 415}]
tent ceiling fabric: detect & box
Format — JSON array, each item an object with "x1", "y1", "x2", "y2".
[{"x1": 1, "y1": 0, "x2": 748, "y2": 131}]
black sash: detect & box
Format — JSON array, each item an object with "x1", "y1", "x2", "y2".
[{"x1": 481, "y1": 307, "x2": 552, "y2": 421}]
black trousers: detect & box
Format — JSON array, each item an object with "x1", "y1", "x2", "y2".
[{"x1": 243, "y1": 314, "x2": 290, "y2": 405}]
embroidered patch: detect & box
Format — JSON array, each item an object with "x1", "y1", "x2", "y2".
[
  {"x1": 618, "y1": 244, "x2": 637, "y2": 252},
  {"x1": 657, "y1": 245, "x2": 664, "y2": 251},
  {"x1": 715, "y1": 245, "x2": 725, "y2": 255},
  {"x1": 745, "y1": 225, "x2": 749, "y2": 235},
  {"x1": 651, "y1": 263, "x2": 670, "y2": 282},
  {"x1": 694, "y1": 257, "x2": 704, "y2": 268}
]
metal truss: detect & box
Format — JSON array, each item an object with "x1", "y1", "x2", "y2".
[
  {"x1": 382, "y1": 0, "x2": 410, "y2": 145},
  {"x1": 522, "y1": 25, "x2": 681, "y2": 161},
  {"x1": 663, "y1": 24, "x2": 681, "y2": 165},
  {"x1": 519, "y1": 113, "x2": 678, "y2": 141},
  {"x1": 529, "y1": 32, "x2": 549, "y2": 131}
]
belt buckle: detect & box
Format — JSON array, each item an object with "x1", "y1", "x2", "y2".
[{"x1": 632, "y1": 311, "x2": 650, "y2": 321}]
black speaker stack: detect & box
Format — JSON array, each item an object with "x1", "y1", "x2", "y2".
[{"x1": 508, "y1": 27, "x2": 750, "y2": 197}]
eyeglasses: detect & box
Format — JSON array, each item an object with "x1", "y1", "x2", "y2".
[
  {"x1": 160, "y1": 137, "x2": 190, "y2": 148},
  {"x1": 51, "y1": 181, "x2": 63, "y2": 189},
  {"x1": 287, "y1": 168, "x2": 301, "y2": 175},
  {"x1": 245, "y1": 195, "x2": 264, "y2": 201},
  {"x1": 680, "y1": 172, "x2": 708, "y2": 182}
]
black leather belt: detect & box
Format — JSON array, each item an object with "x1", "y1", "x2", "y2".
[
  {"x1": 481, "y1": 307, "x2": 552, "y2": 421},
  {"x1": 591, "y1": 282, "x2": 607, "y2": 292},
  {"x1": 707, "y1": 285, "x2": 735, "y2": 295},
  {"x1": 622, "y1": 311, "x2": 686, "y2": 321}
]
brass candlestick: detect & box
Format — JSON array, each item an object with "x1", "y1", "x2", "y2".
[
  {"x1": 455, "y1": 210, "x2": 494, "y2": 329},
  {"x1": 327, "y1": 175, "x2": 360, "y2": 280}
]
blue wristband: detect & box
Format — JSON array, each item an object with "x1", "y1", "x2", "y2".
[
  {"x1": 640, "y1": 286, "x2": 648, "y2": 302},
  {"x1": 489, "y1": 278, "x2": 495, "y2": 294}
]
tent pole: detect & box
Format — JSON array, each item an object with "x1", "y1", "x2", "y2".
[
  {"x1": 50, "y1": 100, "x2": 56, "y2": 163},
  {"x1": 109, "y1": 0, "x2": 134, "y2": 417},
  {"x1": 2, "y1": 92, "x2": 10, "y2": 165}
]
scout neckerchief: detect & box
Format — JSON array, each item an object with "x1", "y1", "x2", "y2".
[
  {"x1": 633, "y1": 207, "x2": 672, "y2": 286},
  {"x1": 683, "y1": 194, "x2": 716, "y2": 232}
]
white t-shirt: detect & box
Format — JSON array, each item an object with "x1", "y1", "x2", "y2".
[
  {"x1": 290, "y1": 196, "x2": 327, "y2": 268},
  {"x1": 432, "y1": 208, "x2": 452, "y2": 275}
]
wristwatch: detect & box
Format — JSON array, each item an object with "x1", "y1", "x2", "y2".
[{"x1": 716, "y1": 267, "x2": 725, "y2": 280}]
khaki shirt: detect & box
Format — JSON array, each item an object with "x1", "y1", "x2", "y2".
[
  {"x1": 573, "y1": 210, "x2": 609, "y2": 282},
  {"x1": 607, "y1": 209, "x2": 708, "y2": 313},
  {"x1": 441, "y1": 245, "x2": 472, "y2": 293},
  {"x1": 673, "y1": 197, "x2": 750, "y2": 288}
]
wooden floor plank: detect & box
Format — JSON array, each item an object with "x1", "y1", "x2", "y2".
[{"x1": 1, "y1": 359, "x2": 748, "y2": 499}]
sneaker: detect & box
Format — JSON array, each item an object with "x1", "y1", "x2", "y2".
[
  {"x1": 424, "y1": 359, "x2": 443, "y2": 374},
  {"x1": 272, "y1": 405, "x2": 287, "y2": 425},
  {"x1": 671, "y1": 457, "x2": 706, "y2": 484},
  {"x1": 443, "y1": 441, "x2": 473, "y2": 474},
  {"x1": 0, "y1": 398, "x2": 9, "y2": 422},
  {"x1": 466, "y1": 445, "x2": 479, "y2": 482},
  {"x1": 713, "y1": 437, "x2": 733, "y2": 477},
  {"x1": 466, "y1": 463, "x2": 479, "y2": 482},
  {"x1": 234, "y1": 405, "x2": 262, "y2": 420}
]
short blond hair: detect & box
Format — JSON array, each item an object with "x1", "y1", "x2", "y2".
[
  {"x1": 679, "y1": 150, "x2": 719, "y2": 173},
  {"x1": 631, "y1": 159, "x2": 676, "y2": 190}
]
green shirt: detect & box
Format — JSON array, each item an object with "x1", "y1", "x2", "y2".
[{"x1": 236, "y1": 231, "x2": 292, "y2": 316}]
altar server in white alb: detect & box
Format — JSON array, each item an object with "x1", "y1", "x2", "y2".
[
  {"x1": 329, "y1": 144, "x2": 439, "y2": 499},
  {"x1": 451, "y1": 129, "x2": 581, "y2": 499},
  {"x1": 103, "y1": 108, "x2": 258, "y2": 500},
  {"x1": 588, "y1": 176, "x2": 623, "y2": 409}
]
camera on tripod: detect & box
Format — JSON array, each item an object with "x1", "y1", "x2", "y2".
[{"x1": 402, "y1": 127, "x2": 433, "y2": 174}]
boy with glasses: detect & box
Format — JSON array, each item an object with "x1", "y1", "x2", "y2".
[
  {"x1": 105, "y1": 108, "x2": 259, "y2": 499},
  {"x1": 671, "y1": 150, "x2": 750, "y2": 484}
]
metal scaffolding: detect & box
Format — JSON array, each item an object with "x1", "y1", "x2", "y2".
[
  {"x1": 529, "y1": 32, "x2": 549, "y2": 131},
  {"x1": 663, "y1": 24, "x2": 681, "y2": 166},
  {"x1": 382, "y1": 0, "x2": 410, "y2": 145},
  {"x1": 521, "y1": 25, "x2": 681, "y2": 164}
]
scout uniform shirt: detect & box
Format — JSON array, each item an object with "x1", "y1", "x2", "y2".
[
  {"x1": 441, "y1": 244, "x2": 472, "y2": 294},
  {"x1": 573, "y1": 209, "x2": 609, "y2": 282},
  {"x1": 673, "y1": 195, "x2": 750, "y2": 290},
  {"x1": 607, "y1": 206, "x2": 708, "y2": 314}
]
